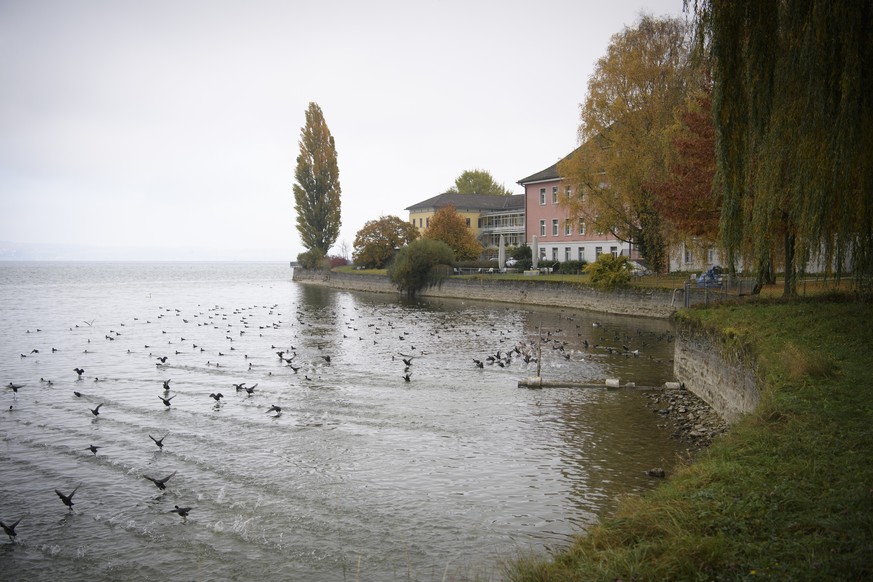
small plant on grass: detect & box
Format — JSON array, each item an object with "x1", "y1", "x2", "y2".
[{"x1": 586, "y1": 254, "x2": 632, "y2": 289}]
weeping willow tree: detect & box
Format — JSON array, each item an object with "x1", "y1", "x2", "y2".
[{"x1": 693, "y1": 0, "x2": 873, "y2": 297}]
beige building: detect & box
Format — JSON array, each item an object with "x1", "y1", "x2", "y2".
[{"x1": 406, "y1": 193, "x2": 525, "y2": 247}]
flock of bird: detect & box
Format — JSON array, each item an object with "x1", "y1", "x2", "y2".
[{"x1": 2, "y1": 288, "x2": 675, "y2": 545}]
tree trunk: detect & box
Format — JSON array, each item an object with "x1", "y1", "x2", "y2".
[{"x1": 783, "y1": 230, "x2": 797, "y2": 298}]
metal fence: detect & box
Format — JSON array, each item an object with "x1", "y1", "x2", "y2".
[{"x1": 682, "y1": 277, "x2": 757, "y2": 307}]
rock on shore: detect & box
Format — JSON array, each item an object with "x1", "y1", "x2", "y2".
[{"x1": 646, "y1": 385, "x2": 728, "y2": 450}]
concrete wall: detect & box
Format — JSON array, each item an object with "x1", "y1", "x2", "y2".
[
  {"x1": 292, "y1": 269, "x2": 680, "y2": 318},
  {"x1": 673, "y1": 319, "x2": 760, "y2": 424}
]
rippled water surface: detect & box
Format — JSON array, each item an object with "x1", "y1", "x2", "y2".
[{"x1": 0, "y1": 262, "x2": 682, "y2": 580}]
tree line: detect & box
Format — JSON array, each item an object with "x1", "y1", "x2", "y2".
[{"x1": 293, "y1": 3, "x2": 872, "y2": 298}]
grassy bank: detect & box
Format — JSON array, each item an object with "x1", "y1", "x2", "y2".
[{"x1": 507, "y1": 297, "x2": 873, "y2": 581}]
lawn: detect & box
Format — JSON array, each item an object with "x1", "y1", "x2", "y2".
[{"x1": 506, "y1": 296, "x2": 873, "y2": 581}]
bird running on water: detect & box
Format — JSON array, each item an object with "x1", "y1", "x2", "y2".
[
  {"x1": 1, "y1": 518, "x2": 21, "y2": 541},
  {"x1": 143, "y1": 471, "x2": 177, "y2": 490},
  {"x1": 149, "y1": 433, "x2": 168, "y2": 450},
  {"x1": 55, "y1": 486, "x2": 79, "y2": 510}
]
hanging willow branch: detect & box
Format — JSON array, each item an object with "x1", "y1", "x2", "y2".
[{"x1": 693, "y1": 0, "x2": 873, "y2": 297}]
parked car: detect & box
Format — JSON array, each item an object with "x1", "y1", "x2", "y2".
[
  {"x1": 505, "y1": 258, "x2": 518, "y2": 267},
  {"x1": 696, "y1": 265, "x2": 725, "y2": 286}
]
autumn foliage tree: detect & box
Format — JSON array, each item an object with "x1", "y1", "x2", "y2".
[
  {"x1": 558, "y1": 15, "x2": 694, "y2": 273},
  {"x1": 652, "y1": 88, "x2": 720, "y2": 244},
  {"x1": 424, "y1": 206, "x2": 483, "y2": 261},
  {"x1": 293, "y1": 102, "x2": 341, "y2": 255},
  {"x1": 353, "y1": 215, "x2": 420, "y2": 269}
]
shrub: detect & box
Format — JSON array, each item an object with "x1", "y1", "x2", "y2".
[
  {"x1": 558, "y1": 260, "x2": 587, "y2": 274},
  {"x1": 297, "y1": 247, "x2": 328, "y2": 270},
  {"x1": 387, "y1": 239, "x2": 455, "y2": 297},
  {"x1": 511, "y1": 244, "x2": 532, "y2": 262},
  {"x1": 585, "y1": 254, "x2": 632, "y2": 289},
  {"x1": 327, "y1": 255, "x2": 349, "y2": 268}
]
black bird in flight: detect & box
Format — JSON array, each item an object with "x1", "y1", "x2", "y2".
[
  {"x1": 85, "y1": 445, "x2": 101, "y2": 455},
  {"x1": 73, "y1": 368, "x2": 85, "y2": 378},
  {"x1": 162, "y1": 379, "x2": 171, "y2": 391},
  {"x1": 55, "y1": 486, "x2": 79, "y2": 510},
  {"x1": 156, "y1": 356, "x2": 168, "y2": 364},
  {"x1": 149, "y1": 433, "x2": 168, "y2": 449},
  {"x1": 0, "y1": 517, "x2": 21, "y2": 541},
  {"x1": 233, "y1": 382, "x2": 246, "y2": 392},
  {"x1": 403, "y1": 373, "x2": 411, "y2": 382},
  {"x1": 6, "y1": 383, "x2": 23, "y2": 392},
  {"x1": 143, "y1": 471, "x2": 177, "y2": 490},
  {"x1": 73, "y1": 391, "x2": 82, "y2": 397},
  {"x1": 90, "y1": 403, "x2": 104, "y2": 416},
  {"x1": 266, "y1": 404, "x2": 282, "y2": 415},
  {"x1": 158, "y1": 394, "x2": 175, "y2": 407},
  {"x1": 209, "y1": 393, "x2": 223, "y2": 401},
  {"x1": 243, "y1": 383, "x2": 258, "y2": 395},
  {"x1": 170, "y1": 505, "x2": 191, "y2": 518}
]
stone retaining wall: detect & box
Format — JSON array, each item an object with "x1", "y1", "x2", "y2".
[
  {"x1": 291, "y1": 269, "x2": 680, "y2": 318},
  {"x1": 673, "y1": 320, "x2": 760, "y2": 424}
]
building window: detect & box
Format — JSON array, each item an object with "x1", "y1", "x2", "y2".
[
  {"x1": 684, "y1": 247, "x2": 692, "y2": 263},
  {"x1": 578, "y1": 219, "x2": 586, "y2": 235},
  {"x1": 564, "y1": 220, "x2": 572, "y2": 236},
  {"x1": 578, "y1": 247, "x2": 585, "y2": 261},
  {"x1": 565, "y1": 247, "x2": 571, "y2": 261},
  {"x1": 595, "y1": 246, "x2": 603, "y2": 258},
  {"x1": 551, "y1": 247, "x2": 558, "y2": 261},
  {"x1": 610, "y1": 246, "x2": 618, "y2": 257},
  {"x1": 539, "y1": 220, "x2": 546, "y2": 236},
  {"x1": 708, "y1": 246, "x2": 715, "y2": 263},
  {"x1": 552, "y1": 219, "x2": 559, "y2": 236},
  {"x1": 552, "y1": 186, "x2": 559, "y2": 204},
  {"x1": 540, "y1": 247, "x2": 546, "y2": 260},
  {"x1": 465, "y1": 218, "x2": 471, "y2": 227},
  {"x1": 539, "y1": 188, "x2": 546, "y2": 205}
]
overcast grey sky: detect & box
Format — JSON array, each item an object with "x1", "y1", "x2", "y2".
[{"x1": 0, "y1": 0, "x2": 686, "y2": 261}]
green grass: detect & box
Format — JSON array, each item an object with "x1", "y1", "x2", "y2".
[
  {"x1": 333, "y1": 266, "x2": 852, "y2": 296},
  {"x1": 505, "y1": 297, "x2": 873, "y2": 581},
  {"x1": 333, "y1": 265, "x2": 388, "y2": 276}
]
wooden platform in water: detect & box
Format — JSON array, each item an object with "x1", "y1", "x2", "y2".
[{"x1": 518, "y1": 377, "x2": 663, "y2": 390}]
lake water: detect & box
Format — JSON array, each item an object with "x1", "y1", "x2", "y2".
[{"x1": 0, "y1": 262, "x2": 682, "y2": 581}]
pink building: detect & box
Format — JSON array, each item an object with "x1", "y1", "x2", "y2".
[{"x1": 518, "y1": 152, "x2": 637, "y2": 265}]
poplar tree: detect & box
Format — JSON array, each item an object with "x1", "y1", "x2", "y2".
[
  {"x1": 694, "y1": 0, "x2": 873, "y2": 296},
  {"x1": 293, "y1": 102, "x2": 341, "y2": 255}
]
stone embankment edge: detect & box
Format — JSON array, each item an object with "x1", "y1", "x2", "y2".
[
  {"x1": 672, "y1": 315, "x2": 760, "y2": 424},
  {"x1": 292, "y1": 269, "x2": 758, "y2": 424},
  {"x1": 291, "y1": 268, "x2": 679, "y2": 318}
]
